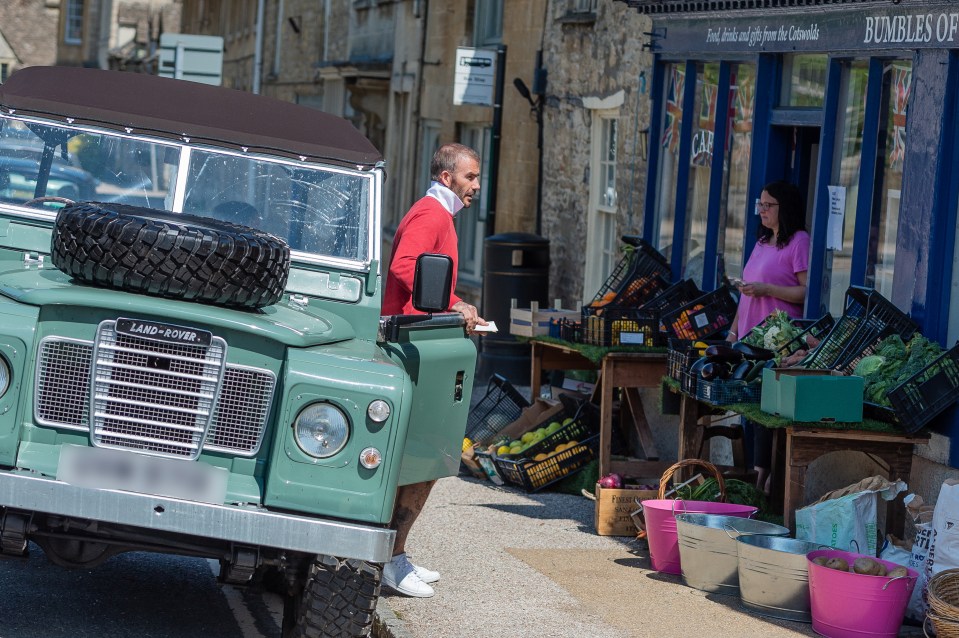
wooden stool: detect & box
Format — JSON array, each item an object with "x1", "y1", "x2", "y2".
[{"x1": 697, "y1": 423, "x2": 757, "y2": 482}]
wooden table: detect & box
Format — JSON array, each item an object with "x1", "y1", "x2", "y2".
[
  {"x1": 530, "y1": 340, "x2": 672, "y2": 479},
  {"x1": 675, "y1": 392, "x2": 929, "y2": 537}
]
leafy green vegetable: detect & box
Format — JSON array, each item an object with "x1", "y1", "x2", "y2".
[
  {"x1": 854, "y1": 355, "x2": 885, "y2": 377},
  {"x1": 862, "y1": 333, "x2": 944, "y2": 406},
  {"x1": 673, "y1": 477, "x2": 768, "y2": 512},
  {"x1": 743, "y1": 310, "x2": 803, "y2": 362}
]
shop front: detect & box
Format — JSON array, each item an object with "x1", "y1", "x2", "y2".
[{"x1": 626, "y1": 0, "x2": 959, "y2": 449}]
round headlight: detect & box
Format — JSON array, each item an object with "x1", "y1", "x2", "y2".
[
  {"x1": 367, "y1": 400, "x2": 391, "y2": 423},
  {"x1": 293, "y1": 403, "x2": 350, "y2": 458},
  {"x1": 0, "y1": 356, "x2": 10, "y2": 398}
]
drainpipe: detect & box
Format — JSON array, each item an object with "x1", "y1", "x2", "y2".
[
  {"x1": 253, "y1": 0, "x2": 265, "y2": 94},
  {"x1": 272, "y1": 0, "x2": 284, "y2": 78},
  {"x1": 97, "y1": 0, "x2": 114, "y2": 69}
]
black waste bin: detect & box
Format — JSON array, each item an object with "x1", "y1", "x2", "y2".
[{"x1": 476, "y1": 233, "x2": 550, "y2": 386}]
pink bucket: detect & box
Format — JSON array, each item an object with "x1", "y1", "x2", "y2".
[
  {"x1": 806, "y1": 549, "x2": 917, "y2": 638},
  {"x1": 640, "y1": 499, "x2": 758, "y2": 574}
]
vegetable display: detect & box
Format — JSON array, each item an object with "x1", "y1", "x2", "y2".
[
  {"x1": 857, "y1": 333, "x2": 945, "y2": 406},
  {"x1": 743, "y1": 310, "x2": 802, "y2": 352}
]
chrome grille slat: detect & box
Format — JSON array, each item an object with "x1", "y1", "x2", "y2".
[
  {"x1": 92, "y1": 321, "x2": 225, "y2": 459},
  {"x1": 34, "y1": 329, "x2": 275, "y2": 458}
]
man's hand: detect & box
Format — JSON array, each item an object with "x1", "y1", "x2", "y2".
[{"x1": 451, "y1": 300, "x2": 487, "y2": 335}]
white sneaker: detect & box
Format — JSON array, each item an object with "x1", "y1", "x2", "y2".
[
  {"x1": 382, "y1": 553, "x2": 435, "y2": 598},
  {"x1": 410, "y1": 559, "x2": 440, "y2": 584}
]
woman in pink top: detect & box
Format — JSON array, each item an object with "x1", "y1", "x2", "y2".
[{"x1": 727, "y1": 180, "x2": 809, "y2": 492}]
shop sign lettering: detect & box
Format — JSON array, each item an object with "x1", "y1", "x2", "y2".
[
  {"x1": 706, "y1": 24, "x2": 820, "y2": 47},
  {"x1": 863, "y1": 13, "x2": 959, "y2": 44}
]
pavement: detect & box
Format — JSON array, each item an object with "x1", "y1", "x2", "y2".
[{"x1": 370, "y1": 382, "x2": 927, "y2": 638}]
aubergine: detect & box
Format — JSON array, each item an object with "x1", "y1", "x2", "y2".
[
  {"x1": 744, "y1": 359, "x2": 767, "y2": 382},
  {"x1": 704, "y1": 344, "x2": 744, "y2": 364},
  {"x1": 731, "y1": 359, "x2": 753, "y2": 381},
  {"x1": 689, "y1": 356, "x2": 711, "y2": 378},
  {"x1": 731, "y1": 341, "x2": 776, "y2": 361},
  {"x1": 701, "y1": 361, "x2": 731, "y2": 380}
]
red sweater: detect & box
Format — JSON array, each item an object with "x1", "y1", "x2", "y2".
[{"x1": 382, "y1": 196, "x2": 461, "y2": 315}]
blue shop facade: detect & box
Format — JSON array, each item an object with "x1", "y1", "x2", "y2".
[{"x1": 624, "y1": 0, "x2": 959, "y2": 455}]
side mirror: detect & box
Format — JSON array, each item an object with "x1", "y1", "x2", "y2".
[{"x1": 412, "y1": 253, "x2": 453, "y2": 313}]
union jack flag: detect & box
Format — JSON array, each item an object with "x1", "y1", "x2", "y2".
[
  {"x1": 731, "y1": 75, "x2": 755, "y2": 168},
  {"x1": 661, "y1": 67, "x2": 685, "y2": 155},
  {"x1": 888, "y1": 64, "x2": 911, "y2": 172}
]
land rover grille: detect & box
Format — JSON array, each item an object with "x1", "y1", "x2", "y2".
[{"x1": 35, "y1": 322, "x2": 276, "y2": 459}]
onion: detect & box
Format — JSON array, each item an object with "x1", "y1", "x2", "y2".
[{"x1": 598, "y1": 473, "x2": 623, "y2": 489}]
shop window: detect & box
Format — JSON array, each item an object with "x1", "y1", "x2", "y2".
[
  {"x1": 474, "y1": 0, "x2": 503, "y2": 46},
  {"x1": 652, "y1": 63, "x2": 684, "y2": 260},
  {"x1": 781, "y1": 54, "x2": 827, "y2": 108},
  {"x1": 865, "y1": 60, "x2": 911, "y2": 298},
  {"x1": 456, "y1": 125, "x2": 491, "y2": 282},
  {"x1": 682, "y1": 63, "x2": 720, "y2": 289},
  {"x1": 824, "y1": 60, "x2": 869, "y2": 316},
  {"x1": 0, "y1": 64, "x2": 8, "y2": 84},
  {"x1": 719, "y1": 63, "x2": 757, "y2": 284},
  {"x1": 64, "y1": 0, "x2": 84, "y2": 44},
  {"x1": 583, "y1": 112, "x2": 620, "y2": 301}
]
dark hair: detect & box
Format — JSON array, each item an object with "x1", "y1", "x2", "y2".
[
  {"x1": 430, "y1": 143, "x2": 480, "y2": 181},
  {"x1": 758, "y1": 180, "x2": 805, "y2": 249}
]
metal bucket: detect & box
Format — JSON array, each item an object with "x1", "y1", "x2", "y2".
[
  {"x1": 675, "y1": 513, "x2": 790, "y2": 596},
  {"x1": 736, "y1": 534, "x2": 822, "y2": 623}
]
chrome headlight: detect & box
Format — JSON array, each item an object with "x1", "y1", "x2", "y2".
[
  {"x1": 293, "y1": 403, "x2": 350, "y2": 458},
  {"x1": 0, "y1": 356, "x2": 10, "y2": 398}
]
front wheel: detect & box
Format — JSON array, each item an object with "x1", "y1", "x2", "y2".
[{"x1": 283, "y1": 555, "x2": 381, "y2": 638}]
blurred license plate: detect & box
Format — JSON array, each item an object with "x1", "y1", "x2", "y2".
[{"x1": 57, "y1": 445, "x2": 228, "y2": 504}]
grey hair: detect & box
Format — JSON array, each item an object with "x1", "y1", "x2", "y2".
[{"x1": 430, "y1": 143, "x2": 480, "y2": 180}]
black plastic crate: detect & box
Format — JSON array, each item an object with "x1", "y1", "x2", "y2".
[
  {"x1": 581, "y1": 305, "x2": 663, "y2": 347},
  {"x1": 465, "y1": 374, "x2": 531, "y2": 443},
  {"x1": 549, "y1": 317, "x2": 582, "y2": 343},
  {"x1": 887, "y1": 342, "x2": 959, "y2": 433},
  {"x1": 662, "y1": 286, "x2": 738, "y2": 341},
  {"x1": 494, "y1": 434, "x2": 600, "y2": 492},
  {"x1": 770, "y1": 313, "x2": 836, "y2": 360},
  {"x1": 666, "y1": 338, "x2": 727, "y2": 395},
  {"x1": 801, "y1": 287, "x2": 918, "y2": 371},
  {"x1": 695, "y1": 378, "x2": 762, "y2": 406},
  {"x1": 588, "y1": 236, "x2": 672, "y2": 308},
  {"x1": 639, "y1": 278, "x2": 702, "y2": 314},
  {"x1": 495, "y1": 399, "x2": 599, "y2": 458}
]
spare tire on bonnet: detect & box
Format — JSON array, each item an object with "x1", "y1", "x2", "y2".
[{"x1": 51, "y1": 202, "x2": 290, "y2": 309}]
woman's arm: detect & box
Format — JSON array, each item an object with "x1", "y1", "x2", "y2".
[{"x1": 739, "y1": 270, "x2": 808, "y2": 304}]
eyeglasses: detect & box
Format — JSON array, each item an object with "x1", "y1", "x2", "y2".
[{"x1": 757, "y1": 202, "x2": 780, "y2": 211}]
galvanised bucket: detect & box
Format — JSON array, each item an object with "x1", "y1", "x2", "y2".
[{"x1": 675, "y1": 512, "x2": 789, "y2": 595}]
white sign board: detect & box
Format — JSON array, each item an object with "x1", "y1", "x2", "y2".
[
  {"x1": 453, "y1": 47, "x2": 496, "y2": 106},
  {"x1": 158, "y1": 33, "x2": 224, "y2": 86},
  {"x1": 827, "y1": 185, "x2": 846, "y2": 251}
]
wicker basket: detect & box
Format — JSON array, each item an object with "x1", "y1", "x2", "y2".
[
  {"x1": 657, "y1": 458, "x2": 727, "y2": 502},
  {"x1": 927, "y1": 569, "x2": 959, "y2": 637}
]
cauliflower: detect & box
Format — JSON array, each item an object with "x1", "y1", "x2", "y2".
[{"x1": 763, "y1": 326, "x2": 782, "y2": 350}]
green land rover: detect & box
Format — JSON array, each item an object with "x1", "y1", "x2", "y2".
[{"x1": 0, "y1": 66, "x2": 476, "y2": 637}]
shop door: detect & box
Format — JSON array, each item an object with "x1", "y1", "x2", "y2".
[{"x1": 768, "y1": 125, "x2": 819, "y2": 230}]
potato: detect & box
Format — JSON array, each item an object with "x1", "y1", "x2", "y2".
[
  {"x1": 812, "y1": 556, "x2": 829, "y2": 566},
  {"x1": 888, "y1": 566, "x2": 909, "y2": 578},
  {"x1": 825, "y1": 557, "x2": 849, "y2": 572},
  {"x1": 853, "y1": 557, "x2": 883, "y2": 576}
]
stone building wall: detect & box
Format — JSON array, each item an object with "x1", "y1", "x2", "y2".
[
  {"x1": 540, "y1": 0, "x2": 652, "y2": 307},
  {"x1": 0, "y1": 0, "x2": 61, "y2": 72}
]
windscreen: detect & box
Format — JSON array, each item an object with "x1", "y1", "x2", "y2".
[{"x1": 0, "y1": 115, "x2": 374, "y2": 264}]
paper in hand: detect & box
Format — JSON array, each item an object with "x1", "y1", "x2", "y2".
[{"x1": 473, "y1": 321, "x2": 498, "y2": 333}]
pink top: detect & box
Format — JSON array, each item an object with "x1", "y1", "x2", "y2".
[{"x1": 738, "y1": 230, "x2": 810, "y2": 334}]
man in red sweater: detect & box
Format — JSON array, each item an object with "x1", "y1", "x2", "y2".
[{"x1": 381, "y1": 143, "x2": 486, "y2": 597}]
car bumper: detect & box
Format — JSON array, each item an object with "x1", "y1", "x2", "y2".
[{"x1": 0, "y1": 472, "x2": 395, "y2": 563}]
